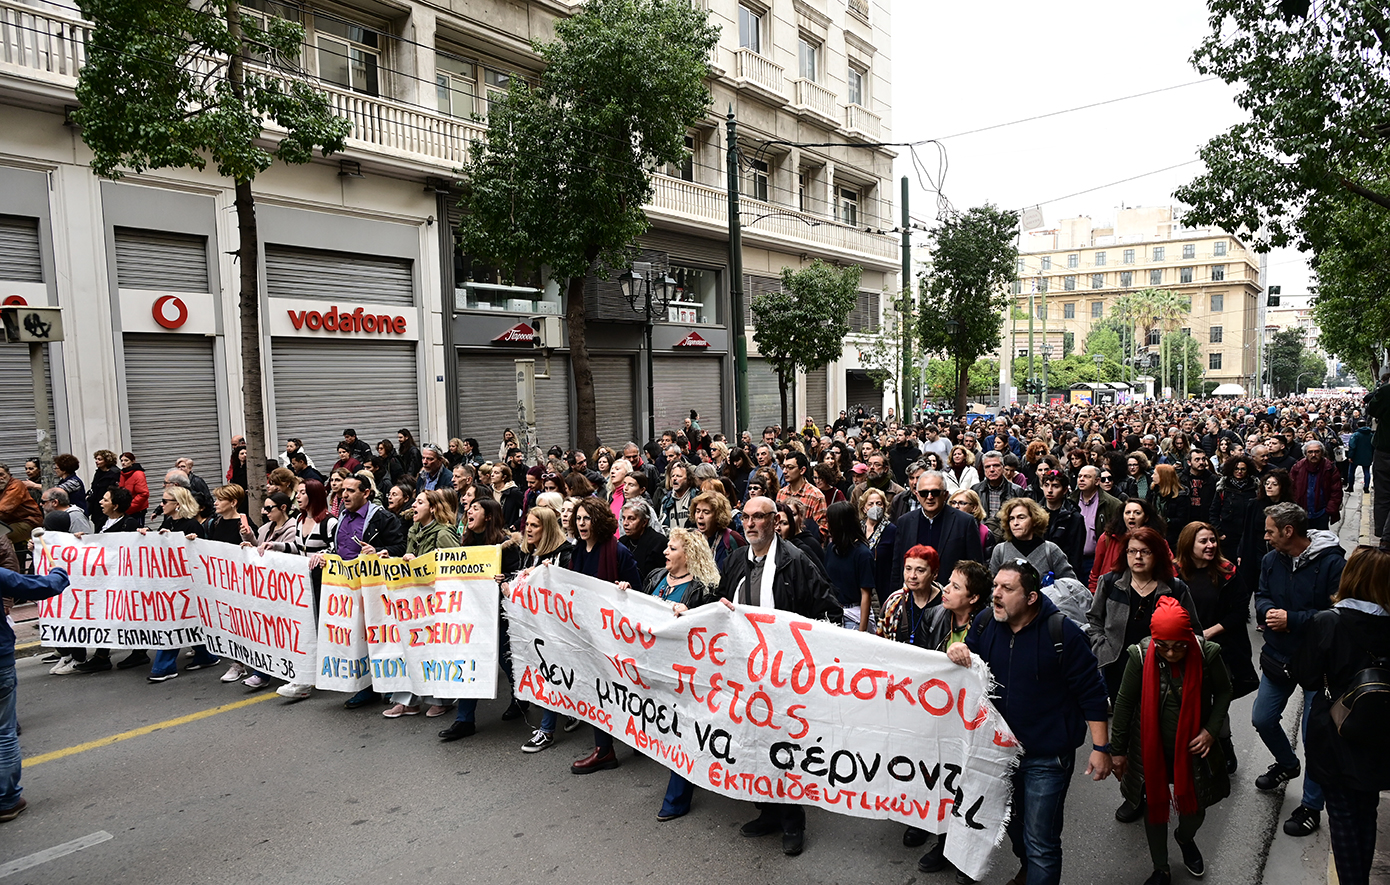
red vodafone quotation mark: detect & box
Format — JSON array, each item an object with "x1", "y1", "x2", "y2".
[
  {"x1": 152, "y1": 295, "x2": 188, "y2": 329},
  {"x1": 2, "y1": 295, "x2": 28, "y2": 306}
]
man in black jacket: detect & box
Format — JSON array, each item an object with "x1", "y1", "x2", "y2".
[
  {"x1": 718, "y1": 495, "x2": 840, "y2": 857},
  {"x1": 972, "y1": 451, "x2": 1022, "y2": 533},
  {"x1": 341, "y1": 428, "x2": 373, "y2": 465},
  {"x1": 1040, "y1": 470, "x2": 1087, "y2": 577},
  {"x1": 620, "y1": 502, "x2": 666, "y2": 581},
  {"x1": 890, "y1": 471, "x2": 984, "y2": 594}
]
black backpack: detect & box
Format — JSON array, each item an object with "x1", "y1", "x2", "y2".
[{"x1": 1326, "y1": 613, "x2": 1390, "y2": 745}]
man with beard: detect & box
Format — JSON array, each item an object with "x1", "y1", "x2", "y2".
[
  {"x1": 1266, "y1": 435, "x2": 1298, "y2": 472},
  {"x1": 1176, "y1": 448, "x2": 1217, "y2": 534},
  {"x1": 1288, "y1": 440, "x2": 1342, "y2": 531},
  {"x1": 851, "y1": 452, "x2": 904, "y2": 511}
]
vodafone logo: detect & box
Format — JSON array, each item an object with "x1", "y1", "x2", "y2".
[
  {"x1": 287, "y1": 305, "x2": 407, "y2": 335},
  {"x1": 153, "y1": 295, "x2": 188, "y2": 329},
  {"x1": 2, "y1": 295, "x2": 28, "y2": 306}
]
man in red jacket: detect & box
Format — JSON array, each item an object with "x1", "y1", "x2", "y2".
[{"x1": 1288, "y1": 441, "x2": 1343, "y2": 531}]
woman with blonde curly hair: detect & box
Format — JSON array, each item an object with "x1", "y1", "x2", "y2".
[{"x1": 944, "y1": 445, "x2": 978, "y2": 493}]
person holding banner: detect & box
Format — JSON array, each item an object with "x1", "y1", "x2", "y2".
[
  {"x1": 1, "y1": 564, "x2": 69, "y2": 822},
  {"x1": 719, "y1": 495, "x2": 841, "y2": 857},
  {"x1": 384, "y1": 491, "x2": 462, "y2": 719},
  {"x1": 276, "y1": 480, "x2": 337, "y2": 700},
  {"x1": 141, "y1": 489, "x2": 222, "y2": 682}
]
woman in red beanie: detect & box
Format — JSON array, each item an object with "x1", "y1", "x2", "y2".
[{"x1": 1111, "y1": 595, "x2": 1233, "y2": 885}]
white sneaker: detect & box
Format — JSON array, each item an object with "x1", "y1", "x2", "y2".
[
  {"x1": 220, "y1": 663, "x2": 248, "y2": 683},
  {"x1": 50, "y1": 656, "x2": 74, "y2": 675},
  {"x1": 276, "y1": 683, "x2": 312, "y2": 699},
  {"x1": 522, "y1": 729, "x2": 555, "y2": 753},
  {"x1": 242, "y1": 674, "x2": 271, "y2": 690}
]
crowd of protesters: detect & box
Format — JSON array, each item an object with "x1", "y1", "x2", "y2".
[{"x1": 3, "y1": 384, "x2": 1390, "y2": 885}]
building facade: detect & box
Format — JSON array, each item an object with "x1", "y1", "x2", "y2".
[
  {"x1": 0, "y1": 0, "x2": 896, "y2": 473},
  {"x1": 1006, "y1": 206, "x2": 1263, "y2": 395}
]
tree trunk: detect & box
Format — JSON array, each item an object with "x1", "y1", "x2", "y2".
[
  {"x1": 227, "y1": 0, "x2": 266, "y2": 503},
  {"x1": 567, "y1": 270, "x2": 597, "y2": 453},
  {"x1": 777, "y1": 370, "x2": 789, "y2": 432},
  {"x1": 954, "y1": 356, "x2": 969, "y2": 417}
]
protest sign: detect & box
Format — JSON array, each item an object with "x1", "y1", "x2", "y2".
[
  {"x1": 504, "y1": 565, "x2": 1020, "y2": 881},
  {"x1": 35, "y1": 532, "x2": 316, "y2": 682},
  {"x1": 316, "y1": 547, "x2": 501, "y2": 698}
]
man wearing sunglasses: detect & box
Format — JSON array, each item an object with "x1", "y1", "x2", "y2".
[{"x1": 889, "y1": 471, "x2": 982, "y2": 594}]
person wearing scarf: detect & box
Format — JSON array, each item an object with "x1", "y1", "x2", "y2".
[{"x1": 1111, "y1": 596, "x2": 1233, "y2": 885}]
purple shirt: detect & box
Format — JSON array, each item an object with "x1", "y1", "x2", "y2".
[
  {"x1": 1077, "y1": 491, "x2": 1100, "y2": 556},
  {"x1": 337, "y1": 504, "x2": 369, "y2": 559}
]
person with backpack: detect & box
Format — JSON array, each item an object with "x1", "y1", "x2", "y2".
[{"x1": 1292, "y1": 541, "x2": 1390, "y2": 885}]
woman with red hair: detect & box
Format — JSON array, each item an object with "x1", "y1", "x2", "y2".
[{"x1": 1110, "y1": 596, "x2": 1232, "y2": 885}]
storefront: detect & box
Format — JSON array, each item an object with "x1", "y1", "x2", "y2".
[
  {"x1": 456, "y1": 339, "x2": 573, "y2": 455},
  {"x1": 746, "y1": 357, "x2": 783, "y2": 434},
  {"x1": 652, "y1": 329, "x2": 724, "y2": 436},
  {"x1": 804, "y1": 367, "x2": 828, "y2": 428}
]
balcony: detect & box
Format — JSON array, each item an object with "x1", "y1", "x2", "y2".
[
  {"x1": 732, "y1": 47, "x2": 785, "y2": 102},
  {"x1": 647, "y1": 174, "x2": 897, "y2": 267},
  {"x1": 844, "y1": 103, "x2": 881, "y2": 141},
  {"x1": 0, "y1": 0, "x2": 87, "y2": 89},
  {"x1": 790, "y1": 78, "x2": 836, "y2": 124},
  {"x1": 848, "y1": 0, "x2": 870, "y2": 23}
]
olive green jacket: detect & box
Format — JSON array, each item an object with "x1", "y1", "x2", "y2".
[{"x1": 406, "y1": 520, "x2": 461, "y2": 557}]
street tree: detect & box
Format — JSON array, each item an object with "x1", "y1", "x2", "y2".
[
  {"x1": 750, "y1": 261, "x2": 861, "y2": 430},
  {"x1": 1266, "y1": 327, "x2": 1328, "y2": 395},
  {"x1": 860, "y1": 290, "x2": 908, "y2": 408},
  {"x1": 73, "y1": 0, "x2": 350, "y2": 500},
  {"x1": 1310, "y1": 196, "x2": 1390, "y2": 381},
  {"x1": 456, "y1": 0, "x2": 718, "y2": 452},
  {"x1": 917, "y1": 205, "x2": 1019, "y2": 416},
  {"x1": 1175, "y1": 0, "x2": 1390, "y2": 253}
]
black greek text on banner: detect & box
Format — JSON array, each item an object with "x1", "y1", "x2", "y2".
[{"x1": 503, "y1": 565, "x2": 1021, "y2": 882}]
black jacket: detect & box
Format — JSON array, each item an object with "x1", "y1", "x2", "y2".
[
  {"x1": 186, "y1": 473, "x2": 215, "y2": 519},
  {"x1": 889, "y1": 505, "x2": 984, "y2": 594},
  {"x1": 89, "y1": 466, "x2": 122, "y2": 530},
  {"x1": 624, "y1": 525, "x2": 669, "y2": 585},
  {"x1": 1294, "y1": 606, "x2": 1390, "y2": 790},
  {"x1": 1043, "y1": 499, "x2": 1087, "y2": 577},
  {"x1": 715, "y1": 539, "x2": 842, "y2": 624}
]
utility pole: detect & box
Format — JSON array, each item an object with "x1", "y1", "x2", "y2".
[
  {"x1": 726, "y1": 108, "x2": 749, "y2": 435},
  {"x1": 900, "y1": 176, "x2": 912, "y2": 422},
  {"x1": 1027, "y1": 289, "x2": 1036, "y2": 406},
  {"x1": 1040, "y1": 282, "x2": 1047, "y2": 404}
]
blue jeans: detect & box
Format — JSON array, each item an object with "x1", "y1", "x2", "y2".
[
  {"x1": 0, "y1": 665, "x2": 20, "y2": 809},
  {"x1": 661, "y1": 771, "x2": 696, "y2": 817},
  {"x1": 1251, "y1": 673, "x2": 1324, "y2": 810},
  {"x1": 1007, "y1": 752, "x2": 1075, "y2": 885},
  {"x1": 150, "y1": 645, "x2": 218, "y2": 677},
  {"x1": 539, "y1": 708, "x2": 558, "y2": 732}
]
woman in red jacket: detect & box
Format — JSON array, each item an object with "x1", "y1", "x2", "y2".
[{"x1": 117, "y1": 452, "x2": 149, "y2": 527}]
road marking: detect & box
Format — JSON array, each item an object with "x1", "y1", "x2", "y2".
[
  {"x1": 0, "y1": 831, "x2": 113, "y2": 879},
  {"x1": 13, "y1": 641, "x2": 40, "y2": 652},
  {"x1": 24, "y1": 694, "x2": 277, "y2": 768}
]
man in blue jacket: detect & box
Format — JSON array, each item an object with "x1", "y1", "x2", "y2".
[
  {"x1": 1, "y1": 565, "x2": 70, "y2": 822},
  {"x1": 1252, "y1": 502, "x2": 1345, "y2": 839},
  {"x1": 947, "y1": 559, "x2": 1111, "y2": 885}
]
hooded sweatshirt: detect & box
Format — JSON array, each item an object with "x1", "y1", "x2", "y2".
[{"x1": 1255, "y1": 529, "x2": 1346, "y2": 662}]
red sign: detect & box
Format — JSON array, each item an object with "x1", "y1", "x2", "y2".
[
  {"x1": 153, "y1": 294, "x2": 188, "y2": 329},
  {"x1": 492, "y1": 322, "x2": 537, "y2": 345},
  {"x1": 674, "y1": 331, "x2": 711, "y2": 348},
  {"x1": 2, "y1": 295, "x2": 27, "y2": 306},
  {"x1": 287, "y1": 305, "x2": 407, "y2": 335}
]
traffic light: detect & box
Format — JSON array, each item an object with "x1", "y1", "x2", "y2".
[{"x1": 1267, "y1": 285, "x2": 1281, "y2": 307}]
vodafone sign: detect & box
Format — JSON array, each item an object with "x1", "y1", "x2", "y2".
[
  {"x1": 153, "y1": 295, "x2": 188, "y2": 329},
  {"x1": 287, "y1": 305, "x2": 408, "y2": 335}
]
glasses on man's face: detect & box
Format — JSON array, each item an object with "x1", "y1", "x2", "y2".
[
  {"x1": 743, "y1": 511, "x2": 771, "y2": 521},
  {"x1": 917, "y1": 488, "x2": 946, "y2": 499}
]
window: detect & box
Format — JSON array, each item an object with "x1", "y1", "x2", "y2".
[
  {"x1": 1095, "y1": 251, "x2": 1106, "y2": 266},
  {"x1": 1067, "y1": 253, "x2": 1078, "y2": 269},
  {"x1": 1041, "y1": 256, "x2": 1051, "y2": 270},
  {"x1": 1011, "y1": 280, "x2": 1023, "y2": 295},
  {"x1": 797, "y1": 172, "x2": 806, "y2": 211},
  {"x1": 1149, "y1": 269, "x2": 1162, "y2": 285},
  {"x1": 663, "y1": 133, "x2": 695, "y2": 181},
  {"x1": 1063, "y1": 302, "x2": 1076, "y2": 319},
  {"x1": 316, "y1": 17, "x2": 379, "y2": 96},
  {"x1": 1123, "y1": 249, "x2": 1135, "y2": 264},
  {"x1": 798, "y1": 38, "x2": 818, "y2": 81},
  {"x1": 669, "y1": 265, "x2": 720, "y2": 325},
  {"x1": 1064, "y1": 275, "x2": 1076, "y2": 291},
  {"x1": 242, "y1": 0, "x2": 300, "y2": 65},
  {"x1": 435, "y1": 55, "x2": 475, "y2": 118},
  {"x1": 1016, "y1": 257, "x2": 1026, "y2": 274},
  {"x1": 1213, "y1": 240, "x2": 1227, "y2": 256},
  {"x1": 838, "y1": 187, "x2": 859, "y2": 226},
  {"x1": 1091, "y1": 301, "x2": 1103, "y2": 318},
  {"x1": 1147, "y1": 329, "x2": 1161, "y2": 346},
  {"x1": 738, "y1": 5, "x2": 762, "y2": 53},
  {"x1": 481, "y1": 67, "x2": 513, "y2": 116},
  {"x1": 1181, "y1": 327, "x2": 1190, "y2": 337},
  {"x1": 1037, "y1": 278, "x2": 1048, "y2": 293},
  {"x1": 1210, "y1": 293, "x2": 1224, "y2": 312},
  {"x1": 1180, "y1": 266, "x2": 1193, "y2": 284},
  {"x1": 1152, "y1": 247, "x2": 1165, "y2": 261},
  {"x1": 1211, "y1": 265, "x2": 1225, "y2": 281},
  {"x1": 1036, "y1": 302, "x2": 1046, "y2": 320},
  {"x1": 1182, "y1": 243, "x2": 1195, "y2": 259},
  {"x1": 1209, "y1": 352, "x2": 1223, "y2": 371},
  {"x1": 847, "y1": 65, "x2": 865, "y2": 106},
  {"x1": 1091, "y1": 273, "x2": 1104, "y2": 289},
  {"x1": 1120, "y1": 271, "x2": 1133, "y2": 287},
  {"x1": 746, "y1": 159, "x2": 769, "y2": 202},
  {"x1": 1210, "y1": 325, "x2": 1223, "y2": 343}
]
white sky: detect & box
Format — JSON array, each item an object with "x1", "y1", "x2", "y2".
[{"x1": 890, "y1": 0, "x2": 1312, "y2": 297}]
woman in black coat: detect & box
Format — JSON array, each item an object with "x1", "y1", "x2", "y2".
[
  {"x1": 88, "y1": 449, "x2": 122, "y2": 530},
  {"x1": 1209, "y1": 456, "x2": 1259, "y2": 564}
]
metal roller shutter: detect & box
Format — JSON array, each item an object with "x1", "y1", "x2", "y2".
[
  {"x1": 457, "y1": 353, "x2": 571, "y2": 455},
  {"x1": 746, "y1": 357, "x2": 783, "y2": 434},
  {"x1": 590, "y1": 355, "x2": 636, "y2": 449},
  {"x1": 639, "y1": 230, "x2": 728, "y2": 266},
  {"x1": 805, "y1": 367, "x2": 827, "y2": 427},
  {"x1": 265, "y1": 245, "x2": 414, "y2": 306},
  {"x1": 0, "y1": 215, "x2": 42, "y2": 282},
  {"x1": 845, "y1": 370, "x2": 882, "y2": 417},
  {"x1": 123, "y1": 334, "x2": 221, "y2": 476},
  {"x1": 652, "y1": 356, "x2": 721, "y2": 436},
  {"x1": 113, "y1": 228, "x2": 209, "y2": 292},
  {"x1": 0, "y1": 346, "x2": 53, "y2": 468},
  {"x1": 272, "y1": 339, "x2": 420, "y2": 465}
]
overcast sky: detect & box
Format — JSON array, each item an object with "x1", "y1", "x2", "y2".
[{"x1": 890, "y1": 0, "x2": 1312, "y2": 296}]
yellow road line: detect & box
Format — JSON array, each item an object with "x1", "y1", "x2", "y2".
[
  {"x1": 24, "y1": 693, "x2": 278, "y2": 767},
  {"x1": 14, "y1": 641, "x2": 41, "y2": 651}
]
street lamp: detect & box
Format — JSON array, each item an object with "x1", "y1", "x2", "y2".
[
  {"x1": 1178, "y1": 362, "x2": 1186, "y2": 400},
  {"x1": 1092, "y1": 352, "x2": 1104, "y2": 385},
  {"x1": 1041, "y1": 343, "x2": 1053, "y2": 404},
  {"x1": 944, "y1": 318, "x2": 960, "y2": 414},
  {"x1": 619, "y1": 263, "x2": 678, "y2": 442}
]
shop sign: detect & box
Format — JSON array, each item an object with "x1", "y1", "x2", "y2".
[
  {"x1": 674, "y1": 331, "x2": 710, "y2": 348},
  {"x1": 152, "y1": 295, "x2": 189, "y2": 329},
  {"x1": 492, "y1": 322, "x2": 537, "y2": 345},
  {"x1": 287, "y1": 305, "x2": 408, "y2": 335}
]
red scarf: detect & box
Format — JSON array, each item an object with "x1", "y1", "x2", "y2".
[
  {"x1": 1142, "y1": 595, "x2": 1203, "y2": 823},
  {"x1": 596, "y1": 535, "x2": 620, "y2": 583}
]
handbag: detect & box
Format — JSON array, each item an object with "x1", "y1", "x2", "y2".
[{"x1": 1259, "y1": 647, "x2": 1296, "y2": 686}]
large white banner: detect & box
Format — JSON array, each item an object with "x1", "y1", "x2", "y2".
[
  {"x1": 314, "y1": 548, "x2": 501, "y2": 698},
  {"x1": 35, "y1": 532, "x2": 316, "y2": 682},
  {"x1": 503, "y1": 565, "x2": 1021, "y2": 880}
]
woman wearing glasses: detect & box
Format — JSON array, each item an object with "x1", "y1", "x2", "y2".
[
  {"x1": 948, "y1": 489, "x2": 996, "y2": 560},
  {"x1": 231, "y1": 491, "x2": 300, "y2": 691}
]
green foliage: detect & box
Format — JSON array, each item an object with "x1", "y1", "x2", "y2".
[
  {"x1": 457, "y1": 0, "x2": 719, "y2": 281},
  {"x1": 917, "y1": 205, "x2": 1020, "y2": 414},
  {"x1": 1265, "y1": 327, "x2": 1329, "y2": 395},
  {"x1": 751, "y1": 261, "x2": 862, "y2": 428},
  {"x1": 1062, "y1": 330, "x2": 1075, "y2": 357},
  {"x1": 1156, "y1": 331, "x2": 1204, "y2": 395},
  {"x1": 1175, "y1": 1, "x2": 1390, "y2": 253},
  {"x1": 1311, "y1": 196, "x2": 1390, "y2": 380},
  {"x1": 73, "y1": 0, "x2": 349, "y2": 181},
  {"x1": 1083, "y1": 327, "x2": 1123, "y2": 364},
  {"x1": 861, "y1": 290, "x2": 906, "y2": 393},
  {"x1": 923, "y1": 358, "x2": 998, "y2": 400}
]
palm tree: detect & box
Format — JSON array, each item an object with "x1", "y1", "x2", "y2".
[{"x1": 1151, "y1": 289, "x2": 1190, "y2": 393}]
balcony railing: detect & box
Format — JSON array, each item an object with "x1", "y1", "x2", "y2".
[
  {"x1": 844, "y1": 103, "x2": 881, "y2": 140},
  {"x1": 733, "y1": 47, "x2": 784, "y2": 99},
  {"x1": 0, "y1": 0, "x2": 87, "y2": 85},
  {"x1": 791, "y1": 77, "x2": 835, "y2": 122},
  {"x1": 648, "y1": 175, "x2": 897, "y2": 264}
]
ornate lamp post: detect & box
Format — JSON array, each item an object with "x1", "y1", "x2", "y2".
[{"x1": 619, "y1": 264, "x2": 678, "y2": 442}]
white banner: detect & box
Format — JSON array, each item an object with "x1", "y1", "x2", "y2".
[
  {"x1": 35, "y1": 532, "x2": 315, "y2": 682},
  {"x1": 503, "y1": 565, "x2": 1020, "y2": 881}
]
